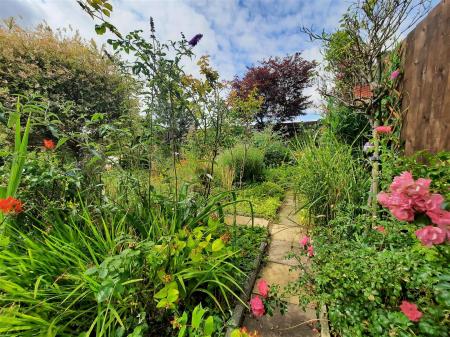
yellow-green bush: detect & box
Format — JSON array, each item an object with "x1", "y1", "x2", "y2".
[{"x1": 0, "y1": 20, "x2": 139, "y2": 149}]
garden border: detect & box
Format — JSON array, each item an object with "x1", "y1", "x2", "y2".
[
  {"x1": 320, "y1": 304, "x2": 331, "y2": 337},
  {"x1": 225, "y1": 239, "x2": 268, "y2": 337}
]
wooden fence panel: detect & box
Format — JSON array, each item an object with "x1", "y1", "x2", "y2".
[{"x1": 401, "y1": 0, "x2": 450, "y2": 154}]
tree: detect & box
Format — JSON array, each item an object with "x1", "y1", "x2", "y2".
[
  {"x1": 231, "y1": 52, "x2": 316, "y2": 128},
  {"x1": 302, "y1": 0, "x2": 432, "y2": 219}
]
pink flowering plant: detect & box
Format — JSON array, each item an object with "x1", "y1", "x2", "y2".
[
  {"x1": 249, "y1": 279, "x2": 287, "y2": 317},
  {"x1": 378, "y1": 171, "x2": 449, "y2": 246}
]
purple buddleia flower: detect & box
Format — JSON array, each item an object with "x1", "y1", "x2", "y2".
[{"x1": 188, "y1": 34, "x2": 203, "y2": 47}]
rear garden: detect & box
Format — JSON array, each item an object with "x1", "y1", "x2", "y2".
[{"x1": 0, "y1": 1, "x2": 448, "y2": 337}]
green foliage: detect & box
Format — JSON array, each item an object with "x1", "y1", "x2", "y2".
[
  {"x1": 0, "y1": 191, "x2": 249, "y2": 336},
  {"x1": 288, "y1": 150, "x2": 450, "y2": 337},
  {"x1": 264, "y1": 165, "x2": 297, "y2": 190},
  {"x1": 381, "y1": 150, "x2": 450, "y2": 200},
  {"x1": 292, "y1": 135, "x2": 369, "y2": 223},
  {"x1": 0, "y1": 22, "x2": 139, "y2": 152},
  {"x1": 252, "y1": 129, "x2": 292, "y2": 167},
  {"x1": 217, "y1": 145, "x2": 265, "y2": 184},
  {"x1": 321, "y1": 99, "x2": 369, "y2": 146},
  {"x1": 230, "y1": 182, "x2": 285, "y2": 219},
  {"x1": 293, "y1": 209, "x2": 450, "y2": 337},
  {"x1": 173, "y1": 304, "x2": 220, "y2": 337}
]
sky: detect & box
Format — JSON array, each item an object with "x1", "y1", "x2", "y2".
[{"x1": 0, "y1": 0, "x2": 436, "y2": 121}]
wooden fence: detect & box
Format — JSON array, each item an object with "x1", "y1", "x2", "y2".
[{"x1": 400, "y1": 0, "x2": 450, "y2": 155}]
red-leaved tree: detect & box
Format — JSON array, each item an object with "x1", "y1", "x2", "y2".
[{"x1": 231, "y1": 52, "x2": 316, "y2": 127}]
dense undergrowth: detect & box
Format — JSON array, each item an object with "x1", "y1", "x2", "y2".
[{"x1": 286, "y1": 107, "x2": 450, "y2": 337}]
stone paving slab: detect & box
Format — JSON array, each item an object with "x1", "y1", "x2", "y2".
[
  {"x1": 225, "y1": 215, "x2": 270, "y2": 228},
  {"x1": 255, "y1": 262, "x2": 300, "y2": 305},
  {"x1": 270, "y1": 224, "x2": 303, "y2": 244},
  {"x1": 242, "y1": 303, "x2": 319, "y2": 337},
  {"x1": 267, "y1": 240, "x2": 300, "y2": 266}
]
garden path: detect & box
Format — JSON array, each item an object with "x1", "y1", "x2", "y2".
[{"x1": 240, "y1": 192, "x2": 320, "y2": 337}]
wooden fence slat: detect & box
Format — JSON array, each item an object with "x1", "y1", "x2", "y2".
[{"x1": 401, "y1": 0, "x2": 450, "y2": 154}]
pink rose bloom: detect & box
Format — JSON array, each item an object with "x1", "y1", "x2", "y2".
[
  {"x1": 415, "y1": 226, "x2": 447, "y2": 246},
  {"x1": 300, "y1": 235, "x2": 310, "y2": 247},
  {"x1": 399, "y1": 300, "x2": 422, "y2": 322},
  {"x1": 377, "y1": 192, "x2": 391, "y2": 208},
  {"x1": 250, "y1": 296, "x2": 265, "y2": 317},
  {"x1": 390, "y1": 172, "x2": 415, "y2": 194},
  {"x1": 307, "y1": 245, "x2": 314, "y2": 257},
  {"x1": 374, "y1": 226, "x2": 385, "y2": 233},
  {"x1": 425, "y1": 194, "x2": 450, "y2": 226},
  {"x1": 427, "y1": 208, "x2": 450, "y2": 227},
  {"x1": 374, "y1": 125, "x2": 392, "y2": 134},
  {"x1": 257, "y1": 279, "x2": 269, "y2": 298},
  {"x1": 390, "y1": 69, "x2": 400, "y2": 79},
  {"x1": 414, "y1": 178, "x2": 431, "y2": 195},
  {"x1": 425, "y1": 194, "x2": 445, "y2": 213},
  {"x1": 391, "y1": 206, "x2": 415, "y2": 222}
]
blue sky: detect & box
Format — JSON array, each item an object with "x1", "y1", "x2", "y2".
[{"x1": 0, "y1": 0, "x2": 438, "y2": 121}]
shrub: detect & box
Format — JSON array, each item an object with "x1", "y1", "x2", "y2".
[
  {"x1": 321, "y1": 99, "x2": 369, "y2": 147},
  {"x1": 217, "y1": 144, "x2": 265, "y2": 184},
  {"x1": 0, "y1": 21, "x2": 139, "y2": 153},
  {"x1": 252, "y1": 129, "x2": 292, "y2": 167}
]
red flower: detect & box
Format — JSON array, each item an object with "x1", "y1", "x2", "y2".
[
  {"x1": 0, "y1": 197, "x2": 23, "y2": 214},
  {"x1": 307, "y1": 245, "x2": 314, "y2": 257},
  {"x1": 43, "y1": 139, "x2": 55, "y2": 150},
  {"x1": 300, "y1": 235, "x2": 310, "y2": 247},
  {"x1": 399, "y1": 300, "x2": 422, "y2": 322},
  {"x1": 374, "y1": 226, "x2": 385, "y2": 233},
  {"x1": 250, "y1": 296, "x2": 265, "y2": 317},
  {"x1": 374, "y1": 125, "x2": 392, "y2": 134},
  {"x1": 257, "y1": 279, "x2": 269, "y2": 298}
]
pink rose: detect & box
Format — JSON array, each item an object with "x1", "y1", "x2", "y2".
[
  {"x1": 374, "y1": 125, "x2": 392, "y2": 134},
  {"x1": 391, "y1": 206, "x2": 415, "y2": 222},
  {"x1": 250, "y1": 296, "x2": 265, "y2": 317},
  {"x1": 415, "y1": 226, "x2": 447, "y2": 246},
  {"x1": 390, "y1": 69, "x2": 400, "y2": 80},
  {"x1": 377, "y1": 192, "x2": 391, "y2": 208},
  {"x1": 307, "y1": 245, "x2": 314, "y2": 257},
  {"x1": 427, "y1": 209, "x2": 450, "y2": 227},
  {"x1": 390, "y1": 172, "x2": 415, "y2": 194},
  {"x1": 399, "y1": 300, "x2": 422, "y2": 322},
  {"x1": 425, "y1": 194, "x2": 444, "y2": 212},
  {"x1": 300, "y1": 235, "x2": 310, "y2": 247},
  {"x1": 257, "y1": 279, "x2": 269, "y2": 298}
]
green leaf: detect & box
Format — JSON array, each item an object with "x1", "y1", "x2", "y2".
[
  {"x1": 191, "y1": 304, "x2": 205, "y2": 329},
  {"x1": 203, "y1": 316, "x2": 214, "y2": 336},
  {"x1": 56, "y1": 137, "x2": 69, "y2": 150},
  {"x1": 212, "y1": 238, "x2": 225, "y2": 252},
  {"x1": 167, "y1": 288, "x2": 179, "y2": 303},
  {"x1": 230, "y1": 329, "x2": 242, "y2": 337},
  {"x1": 95, "y1": 24, "x2": 107, "y2": 35}
]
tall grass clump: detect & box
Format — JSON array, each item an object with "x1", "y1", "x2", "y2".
[
  {"x1": 217, "y1": 144, "x2": 265, "y2": 185},
  {"x1": 293, "y1": 135, "x2": 369, "y2": 223}
]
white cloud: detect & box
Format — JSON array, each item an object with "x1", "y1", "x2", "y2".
[{"x1": 2, "y1": 0, "x2": 352, "y2": 116}]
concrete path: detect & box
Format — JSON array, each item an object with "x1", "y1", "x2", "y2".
[{"x1": 241, "y1": 192, "x2": 320, "y2": 337}]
